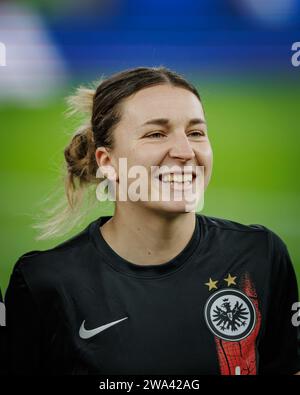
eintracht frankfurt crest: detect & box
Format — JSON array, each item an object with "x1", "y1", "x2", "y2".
[{"x1": 204, "y1": 289, "x2": 256, "y2": 342}]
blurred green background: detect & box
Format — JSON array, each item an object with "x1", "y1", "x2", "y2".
[{"x1": 1, "y1": 77, "x2": 299, "y2": 294}]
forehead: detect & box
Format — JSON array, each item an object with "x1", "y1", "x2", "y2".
[{"x1": 119, "y1": 84, "x2": 204, "y2": 126}]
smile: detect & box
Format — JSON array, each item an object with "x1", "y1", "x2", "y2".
[{"x1": 156, "y1": 172, "x2": 196, "y2": 190}]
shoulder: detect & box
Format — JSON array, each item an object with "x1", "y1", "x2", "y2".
[
  {"x1": 198, "y1": 214, "x2": 296, "y2": 284},
  {"x1": 199, "y1": 213, "x2": 269, "y2": 234},
  {"x1": 198, "y1": 213, "x2": 289, "y2": 257},
  {"x1": 10, "y1": 219, "x2": 98, "y2": 291}
]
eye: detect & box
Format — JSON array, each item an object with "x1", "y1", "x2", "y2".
[
  {"x1": 188, "y1": 130, "x2": 205, "y2": 137},
  {"x1": 145, "y1": 131, "x2": 166, "y2": 139}
]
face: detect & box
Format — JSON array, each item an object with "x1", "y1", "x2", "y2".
[{"x1": 95, "y1": 84, "x2": 213, "y2": 215}]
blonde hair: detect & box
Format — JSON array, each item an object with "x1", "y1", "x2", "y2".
[
  {"x1": 33, "y1": 86, "x2": 100, "y2": 240},
  {"x1": 33, "y1": 66, "x2": 203, "y2": 240}
]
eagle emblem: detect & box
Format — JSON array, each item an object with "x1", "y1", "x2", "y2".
[{"x1": 204, "y1": 289, "x2": 256, "y2": 341}]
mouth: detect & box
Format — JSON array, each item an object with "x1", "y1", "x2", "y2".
[{"x1": 156, "y1": 171, "x2": 196, "y2": 190}]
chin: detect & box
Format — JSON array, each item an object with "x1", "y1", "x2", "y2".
[{"x1": 146, "y1": 200, "x2": 199, "y2": 215}]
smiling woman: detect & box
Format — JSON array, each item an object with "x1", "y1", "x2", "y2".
[{"x1": 3, "y1": 66, "x2": 300, "y2": 375}]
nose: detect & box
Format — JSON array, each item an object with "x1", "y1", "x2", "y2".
[{"x1": 168, "y1": 132, "x2": 195, "y2": 161}]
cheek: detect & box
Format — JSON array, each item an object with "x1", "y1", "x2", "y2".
[
  {"x1": 205, "y1": 147, "x2": 213, "y2": 188},
  {"x1": 112, "y1": 143, "x2": 137, "y2": 168},
  {"x1": 194, "y1": 143, "x2": 213, "y2": 186},
  {"x1": 125, "y1": 147, "x2": 144, "y2": 168},
  {"x1": 195, "y1": 142, "x2": 213, "y2": 167},
  {"x1": 206, "y1": 145, "x2": 213, "y2": 169},
  {"x1": 114, "y1": 149, "x2": 152, "y2": 180},
  {"x1": 128, "y1": 145, "x2": 161, "y2": 167}
]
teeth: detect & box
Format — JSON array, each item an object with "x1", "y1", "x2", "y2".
[
  {"x1": 183, "y1": 174, "x2": 193, "y2": 182},
  {"x1": 161, "y1": 173, "x2": 193, "y2": 183}
]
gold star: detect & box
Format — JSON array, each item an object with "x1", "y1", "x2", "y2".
[
  {"x1": 224, "y1": 273, "x2": 237, "y2": 287},
  {"x1": 205, "y1": 278, "x2": 218, "y2": 291}
]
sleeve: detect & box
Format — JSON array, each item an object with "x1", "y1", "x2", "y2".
[
  {"x1": 4, "y1": 260, "x2": 44, "y2": 375},
  {"x1": 258, "y1": 229, "x2": 300, "y2": 375}
]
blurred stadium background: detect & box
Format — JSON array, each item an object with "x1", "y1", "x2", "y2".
[{"x1": 0, "y1": 0, "x2": 299, "y2": 294}]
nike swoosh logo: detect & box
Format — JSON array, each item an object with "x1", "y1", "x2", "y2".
[{"x1": 79, "y1": 316, "x2": 128, "y2": 339}]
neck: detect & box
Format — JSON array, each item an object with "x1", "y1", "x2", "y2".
[{"x1": 100, "y1": 203, "x2": 196, "y2": 265}]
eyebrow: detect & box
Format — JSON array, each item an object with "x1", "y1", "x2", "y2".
[{"x1": 141, "y1": 118, "x2": 206, "y2": 127}]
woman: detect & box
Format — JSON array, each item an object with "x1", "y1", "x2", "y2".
[{"x1": 4, "y1": 67, "x2": 300, "y2": 375}]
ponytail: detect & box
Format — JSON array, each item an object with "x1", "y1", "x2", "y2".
[{"x1": 33, "y1": 85, "x2": 100, "y2": 240}]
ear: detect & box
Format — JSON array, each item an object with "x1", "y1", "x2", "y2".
[
  {"x1": 95, "y1": 147, "x2": 118, "y2": 181},
  {"x1": 95, "y1": 146, "x2": 111, "y2": 169}
]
